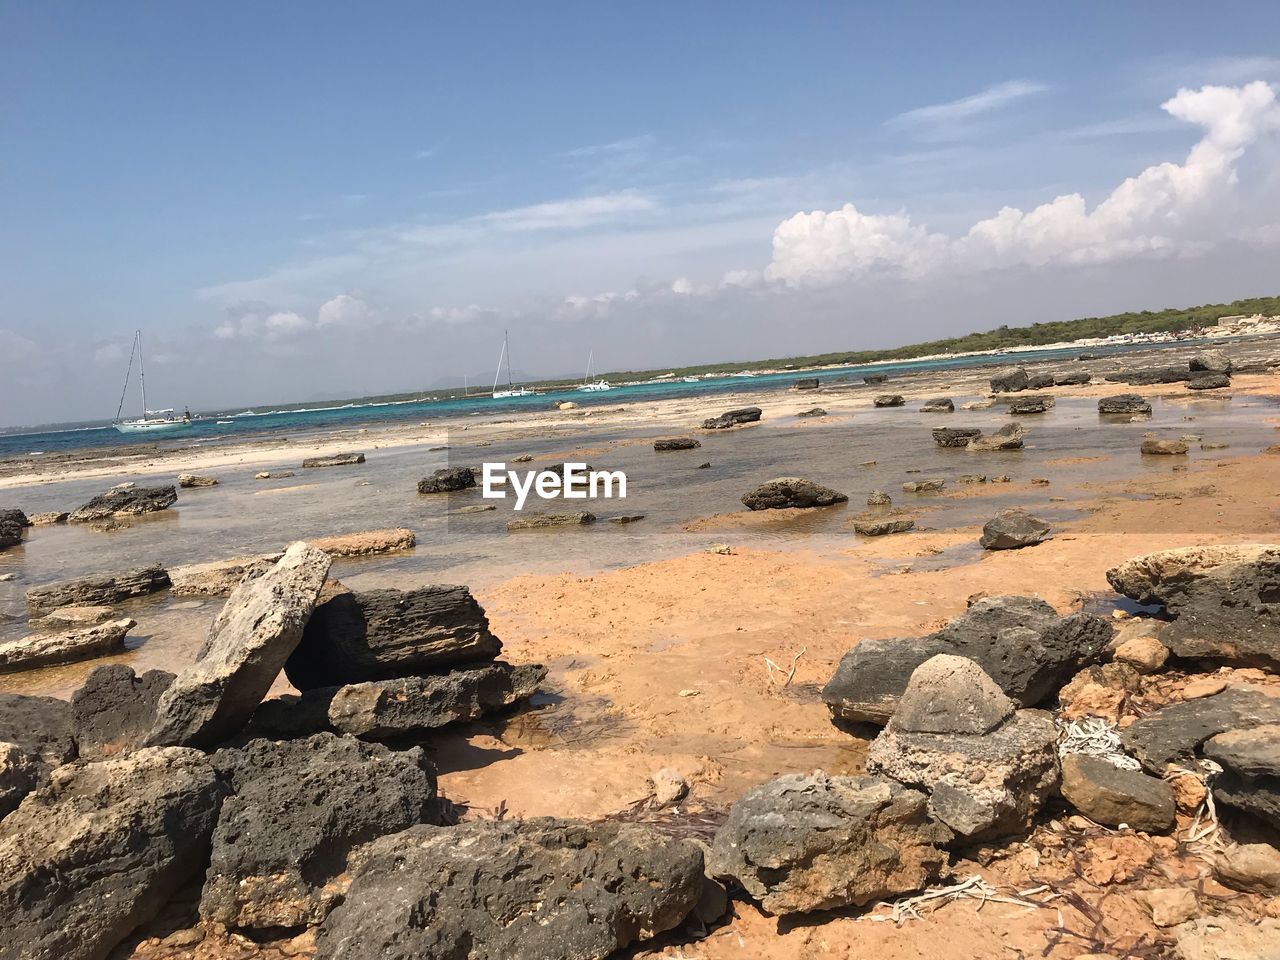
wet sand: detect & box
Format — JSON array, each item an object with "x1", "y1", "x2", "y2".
[{"x1": 4, "y1": 339, "x2": 1280, "y2": 959}]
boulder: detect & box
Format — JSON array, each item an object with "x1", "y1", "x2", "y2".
[
  {"x1": 417, "y1": 467, "x2": 475, "y2": 493},
  {"x1": 201, "y1": 734, "x2": 440, "y2": 932},
  {"x1": 742, "y1": 477, "x2": 848, "y2": 510},
  {"x1": 1122, "y1": 688, "x2": 1280, "y2": 773},
  {"x1": 71, "y1": 665, "x2": 175, "y2": 761},
  {"x1": 0, "y1": 742, "x2": 40, "y2": 819},
  {"x1": 0, "y1": 747, "x2": 222, "y2": 960},
  {"x1": 1173, "y1": 916, "x2": 1280, "y2": 960},
  {"x1": 1106, "y1": 545, "x2": 1280, "y2": 668},
  {"x1": 145, "y1": 542, "x2": 331, "y2": 749},
  {"x1": 853, "y1": 518, "x2": 915, "y2": 536},
  {"x1": 251, "y1": 662, "x2": 546, "y2": 741},
  {"x1": 1113, "y1": 634, "x2": 1168, "y2": 674},
  {"x1": 1188, "y1": 373, "x2": 1231, "y2": 390},
  {"x1": 1027, "y1": 373, "x2": 1056, "y2": 389},
  {"x1": 314, "y1": 818, "x2": 703, "y2": 960},
  {"x1": 0, "y1": 508, "x2": 30, "y2": 527},
  {"x1": 980, "y1": 509, "x2": 1050, "y2": 550},
  {"x1": 1141, "y1": 438, "x2": 1188, "y2": 455},
  {"x1": 507, "y1": 511, "x2": 596, "y2": 530},
  {"x1": 1054, "y1": 372, "x2": 1091, "y2": 386},
  {"x1": 0, "y1": 517, "x2": 22, "y2": 550},
  {"x1": 169, "y1": 553, "x2": 284, "y2": 597},
  {"x1": 968, "y1": 422, "x2": 1025, "y2": 451},
  {"x1": 0, "y1": 694, "x2": 77, "y2": 766},
  {"x1": 0, "y1": 618, "x2": 136, "y2": 673},
  {"x1": 1059, "y1": 754, "x2": 1175, "y2": 831},
  {"x1": 707, "y1": 772, "x2": 948, "y2": 914},
  {"x1": 1212, "y1": 844, "x2": 1280, "y2": 896},
  {"x1": 1190, "y1": 350, "x2": 1233, "y2": 374},
  {"x1": 902, "y1": 478, "x2": 945, "y2": 492},
  {"x1": 1203, "y1": 725, "x2": 1280, "y2": 825},
  {"x1": 654, "y1": 437, "x2": 702, "y2": 451},
  {"x1": 1098, "y1": 394, "x2": 1152, "y2": 415},
  {"x1": 702, "y1": 407, "x2": 762, "y2": 429},
  {"x1": 990, "y1": 367, "x2": 1030, "y2": 393},
  {"x1": 309, "y1": 527, "x2": 416, "y2": 557},
  {"x1": 795, "y1": 407, "x2": 828, "y2": 418},
  {"x1": 822, "y1": 596, "x2": 1111, "y2": 725},
  {"x1": 874, "y1": 394, "x2": 905, "y2": 407},
  {"x1": 867, "y1": 662, "x2": 1059, "y2": 840},
  {"x1": 792, "y1": 377, "x2": 819, "y2": 390},
  {"x1": 68, "y1": 485, "x2": 177, "y2": 524},
  {"x1": 1108, "y1": 366, "x2": 1191, "y2": 386},
  {"x1": 933, "y1": 427, "x2": 983, "y2": 448},
  {"x1": 177, "y1": 474, "x2": 218, "y2": 488},
  {"x1": 302, "y1": 452, "x2": 365, "y2": 468},
  {"x1": 26, "y1": 565, "x2": 171, "y2": 610},
  {"x1": 1008, "y1": 396, "x2": 1055, "y2": 414},
  {"x1": 920, "y1": 397, "x2": 954, "y2": 413},
  {"x1": 285, "y1": 585, "x2": 502, "y2": 690},
  {"x1": 867, "y1": 489, "x2": 891, "y2": 507}
]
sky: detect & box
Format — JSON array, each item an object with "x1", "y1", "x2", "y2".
[{"x1": 3, "y1": 2, "x2": 1280, "y2": 427}]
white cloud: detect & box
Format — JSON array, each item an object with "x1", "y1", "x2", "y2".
[
  {"x1": 476, "y1": 191, "x2": 658, "y2": 232},
  {"x1": 768, "y1": 81, "x2": 1280, "y2": 285},
  {"x1": 92, "y1": 342, "x2": 125, "y2": 365},
  {"x1": 317, "y1": 294, "x2": 374, "y2": 328},
  {"x1": 887, "y1": 80, "x2": 1048, "y2": 138},
  {"x1": 670, "y1": 277, "x2": 692, "y2": 295},
  {"x1": 0, "y1": 329, "x2": 40, "y2": 360},
  {"x1": 562, "y1": 134, "x2": 655, "y2": 159}
]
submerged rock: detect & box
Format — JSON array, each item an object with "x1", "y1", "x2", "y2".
[
  {"x1": 315, "y1": 818, "x2": 703, "y2": 960},
  {"x1": 1060, "y1": 754, "x2": 1175, "y2": 831},
  {"x1": 968, "y1": 422, "x2": 1025, "y2": 451},
  {"x1": 1098, "y1": 394, "x2": 1152, "y2": 415},
  {"x1": 702, "y1": 406, "x2": 762, "y2": 429},
  {"x1": 26, "y1": 565, "x2": 171, "y2": 611},
  {"x1": 1008, "y1": 395, "x2": 1055, "y2": 415},
  {"x1": 867, "y1": 489, "x2": 891, "y2": 507},
  {"x1": 309, "y1": 527, "x2": 416, "y2": 557},
  {"x1": 68, "y1": 485, "x2": 177, "y2": 524},
  {"x1": 145, "y1": 542, "x2": 332, "y2": 749},
  {"x1": 902, "y1": 478, "x2": 945, "y2": 493},
  {"x1": 286, "y1": 585, "x2": 502, "y2": 690},
  {"x1": 0, "y1": 618, "x2": 136, "y2": 673},
  {"x1": 0, "y1": 747, "x2": 222, "y2": 960},
  {"x1": 873, "y1": 394, "x2": 905, "y2": 407},
  {"x1": 302, "y1": 452, "x2": 365, "y2": 468},
  {"x1": 653, "y1": 436, "x2": 702, "y2": 451},
  {"x1": 920, "y1": 397, "x2": 954, "y2": 413},
  {"x1": 741, "y1": 477, "x2": 848, "y2": 510},
  {"x1": 708, "y1": 772, "x2": 948, "y2": 914},
  {"x1": 933, "y1": 427, "x2": 983, "y2": 448},
  {"x1": 980, "y1": 509, "x2": 1050, "y2": 550},
  {"x1": 507, "y1": 511, "x2": 596, "y2": 530},
  {"x1": 853, "y1": 517, "x2": 915, "y2": 536},
  {"x1": 795, "y1": 407, "x2": 827, "y2": 418},
  {"x1": 201, "y1": 734, "x2": 440, "y2": 932},
  {"x1": 1141, "y1": 438, "x2": 1188, "y2": 455},
  {"x1": 417, "y1": 466, "x2": 475, "y2": 493}
]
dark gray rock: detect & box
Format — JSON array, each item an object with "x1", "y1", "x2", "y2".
[
  {"x1": 874, "y1": 394, "x2": 905, "y2": 407},
  {"x1": 1203, "y1": 725, "x2": 1280, "y2": 825},
  {"x1": 145, "y1": 543, "x2": 332, "y2": 749},
  {"x1": 1188, "y1": 373, "x2": 1231, "y2": 390},
  {"x1": 201, "y1": 733, "x2": 440, "y2": 932},
  {"x1": 0, "y1": 742, "x2": 41, "y2": 819},
  {"x1": 920, "y1": 397, "x2": 954, "y2": 413},
  {"x1": 792, "y1": 377, "x2": 819, "y2": 390},
  {"x1": 1027, "y1": 373, "x2": 1056, "y2": 389},
  {"x1": 853, "y1": 517, "x2": 915, "y2": 536},
  {"x1": 0, "y1": 746, "x2": 222, "y2": 960},
  {"x1": 795, "y1": 407, "x2": 827, "y2": 417},
  {"x1": 251, "y1": 661, "x2": 546, "y2": 741},
  {"x1": 654, "y1": 437, "x2": 702, "y2": 451},
  {"x1": 741, "y1": 477, "x2": 848, "y2": 510},
  {"x1": 1060, "y1": 754, "x2": 1175, "y2": 831},
  {"x1": 1190, "y1": 350, "x2": 1233, "y2": 374},
  {"x1": 0, "y1": 508, "x2": 29, "y2": 528},
  {"x1": 315, "y1": 818, "x2": 703, "y2": 960},
  {"x1": 68, "y1": 485, "x2": 177, "y2": 524},
  {"x1": 507, "y1": 511, "x2": 596, "y2": 530},
  {"x1": 302, "y1": 452, "x2": 365, "y2": 468},
  {"x1": 864, "y1": 374, "x2": 888, "y2": 384},
  {"x1": 0, "y1": 693, "x2": 77, "y2": 766},
  {"x1": 1054, "y1": 372, "x2": 1091, "y2": 386},
  {"x1": 990, "y1": 368, "x2": 1030, "y2": 393},
  {"x1": 26, "y1": 565, "x2": 171, "y2": 610},
  {"x1": 1008, "y1": 396, "x2": 1055, "y2": 414},
  {"x1": 71, "y1": 665, "x2": 175, "y2": 761},
  {"x1": 1106, "y1": 545, "x2": 1280, "y2": 669},
  {"x1": 702, "y1": 407, "x2": 762, "y2": 429},
  {"x1": 417, "y1": 466, "x2": 475, "y2": 493},
  {"x1": 822, "y1": 596, "x2": 1111, "y2": 725},
  {"x1": 980, "y1": 509, "x2": 1051, "y2": 550},
  {"x1": 286, "y1": 585, "x2": 502, "y2": 690},
  {"x1": 1098, "y1": 394, "x2": 1152, "y2": 415},
  {"x1": 1122, "y1": 689, "x2": 1280, "y2": 773},
  {"x1": 932, "y1": 427, "x2": 983, "y2": 448},
  {"x1": 0, "y1": 518, "x2": 22, "y2": 550},
  {"x1": 1107, "y1": 366, "x2": 1192, "y2": 386},
  {"x1": 707, "y1": 772, "x2": 947, "y2": 914}
]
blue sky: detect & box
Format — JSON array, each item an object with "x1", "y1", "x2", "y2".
[{"x1": 3, "y1": 2, "x2": 1280, "y2": 425}]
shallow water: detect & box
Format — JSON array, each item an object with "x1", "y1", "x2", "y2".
[{"x1": 2, "y1": 388, "x2": 1277, "y2": 696}]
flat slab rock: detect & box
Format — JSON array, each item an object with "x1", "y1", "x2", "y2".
[
  {"x1": 145, "y1": 542, "x2": 332, "y2": 749},
  {"x1": 653, "y1": 437, "x2": 701, "y2": 450},
  {"x1": 285, "y1": 584, "x2": 503, "y2": 690},
  {"x1": 250, "y1": 661, "x2": 546, "y2": 741},
  {"x1": 507, "y1": 511, "x2": 595, "y2": 530},
  {"x1": 0, "y1": 746, "x2": 221, "y2": 960},
  {"x1": 0, "y1": 618, "x2": 135, "y2": 673},
  {"x1": 822, "y1": 595, "x2": 1111, "y2": 725},
  {"x1": 169, "y1": 553, "x2": 284, "y2": 597},
  {"x1": 1122, "y1": 688, "x2": 1280, "y2": 773},
  {"x1": 1098, "y1": 394, "x2": 1152, "y2": 414},
  {"x1": 68, "y1": 485, "x2": 177, "y2": 523},
  {"x1": 71, "y1": 664, "x2": 175, "y2": 761},
  {"x1": 309, "y1": 527, "x2": 416, "y2": 557},
  {"x1": 315, "y1": 818, "x2": 704, "y2": 960},
  {"x1": 701, "y1": 406, "x2": 761, "y2": 429},
  {"x1": 1060, "y1": 753, "x2": 1175, "y2": 832},
  {"x1": 741, "y1": 477, "x2": 848, "y2": 510},
  {"x1": 707, "y1": 771, "x2": 948, "y2": 914},
  {"x1": 1204, "y1": 724, "x2": 1280, "y2": 825},
  {"x1": 201, "y1": 733, "x2": 441, "y2": 932},
  {"x1": 26, "y1": 565, "x2": 171, "y2": 611},
  {"x1": 302, "y1": 452, "x2": 365, "y2": 468}
]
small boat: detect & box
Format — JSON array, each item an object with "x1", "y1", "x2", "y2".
[
  {"x1": 491, "y1": 330, "x2": 539, "y2": 399},
  {"x1": 682, "y1": 376, "x2": 700, "y2": 383},
  {"x1": 112, "y1": 331, "x2": 193, "y2": 434},
  {"x1": 577, "y1": 350, "x2": 612, "y2": 392}
]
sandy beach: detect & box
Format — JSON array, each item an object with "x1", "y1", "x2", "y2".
[{"x1": 4, "y1": 338, "x2": 1280, "y2": 959}]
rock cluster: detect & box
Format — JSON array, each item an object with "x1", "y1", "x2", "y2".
[
  {"x1": 417, "y1": 466, "x2": 476, "y2": 493},
  {"x1": 702, "y1": 406, "x2": 762, "y2": 429},
  {"x1": 1098, "y1": 394, "x2": 1152, "y2": 415},
  {"x1": 68, "y1": 485, "x2": 177, "y2": 524},
  {"x1": 741, "y1": 477, "x2": 848, "y2": 510}
]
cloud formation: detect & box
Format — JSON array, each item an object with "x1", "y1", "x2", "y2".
[
  {"x1": 767, "y1": 81, "x2": 1280, "y2": 285},
  {"x1": 886, "y1": 79, "x2": 1048, "y2": 139}
]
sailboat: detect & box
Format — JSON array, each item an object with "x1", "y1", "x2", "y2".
[
  {"x1": 577, "y1": 349, "x2": 612, "y2": 392},
  {"x1": 491, "y1": 329, "x2": 537, "y2": 399},
  {"x1": 112, "y1": 330, "x2": 193, "y2": 433}
]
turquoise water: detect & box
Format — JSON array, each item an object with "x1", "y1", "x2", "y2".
[{"x1": 0, "y1": 340, "x2": 1183, "y2": 457}]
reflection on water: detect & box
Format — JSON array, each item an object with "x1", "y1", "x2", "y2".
[{"x1": 1, "y1": 392, "x2": 1277, "y2": 697}]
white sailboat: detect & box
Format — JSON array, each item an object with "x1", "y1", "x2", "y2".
[
  {"x1": 576, "y1": 350, "x2": 612, "y2": 392},
  {"x1": 491, "y1": 329, "x2": 537, "y2": 399},
  {"x1": 112, "y1": 331, "x2": 193, "y2": 434}
]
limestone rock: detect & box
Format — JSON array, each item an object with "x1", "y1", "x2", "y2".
[
  {"x1": 867, "y1": 489, "x2": 891, "y2": 506},
  {"x1": 26, "y1": 565, "x2": 171, "y2": 610},
  {"x1": 1203, "y1": 725, "x2": 1280, "y2": 824},
  {"x1": 990, "y1": 367, "x2": 1030, "y2": 393},
  {"x1": 0, "y1": 693, "x2": 76, "y2": 766},
  {"x1": 701, "y1": 407, "x2": 761, "y2": 429},
  {"x1": 1113, "y1": 634, "x2": 1169, "y2": 674},
  {"x1": 29, "y1": 605, "x2": 117, "y2": 629},
  {"x1": 417, "y1": 467, "x2": 475, "y2": 493},
  {"x1": 741, "y1": 477, "x2": 848, "y2": 510},
  {"x1": 920, "y1": 397, "x2": 954, "y2": 413},
  {"x1": 1142, "y1": 438, "x2": 1188, "y2": 455},
  {"x1": 0, "y1": 741, "x2": 40, "y2": 819},
  {"x1": 1060, "y1": 754, "x2": 1175, "y2": 832},
  {"x1": 0, "y1": 618, "x2": 136, "y2": 673},
  {"x1": 903, "y1": 478, "x2": 945, "y2": 492},
  {"x1": 892, "y1": 654, "x2": 1015, "y2": 735},
  {"x1": 968, "y1": 422, "x2": 1025, "y2": 450},
  {"x1": 874, "y1": 394, "x2": 905, "y2": 407},
  {"x1": 1098, "y1": 394, "x2": 1152, "y2": 415},
  {"x1": 507, "y1": 511, "x2": 596, "y2": 530},
  {"x1": 68, "y1": 485, "x2": 177, "y2": 523},
  {"x1": 309, "y1": 527, "x2": 416, "y2": 557},
  {"x1": 1122, "y1": 688, "x2": 1280, "y2": 773},
  {"x1": 302, "y1": 452, "x2": 365, "y2": 468},
  {"x1": 654, "y1": 437, "x2": 701, "y2": 451},
  {"x1": 1008, "y1": 395, "x2": 1055, "y2": 414},
  {"x1": 1188, "y1": 373, "x2": 1231, "y2": 390},
  {"x1": 177, "y1": 474, "x2": 218, "y2": 488},
  {"x1": 933, "y1": 427, "x2": 983, "y2": 448},
  {"x1": 853, "y1": 517, "x2": 915, "y2": 536},
  {"x1": 169, "y1": 553, "x2": 284, "y2": 597},
  {"x1": 980, "y1": 509, "x2": 1050, "y2": 550},
  {"x1": 1211, "y1": 844, "x2": 1280, "y2": 896},
  {"x1": 1190, "y1": 350, "x2": 1233, "y2": 374}
]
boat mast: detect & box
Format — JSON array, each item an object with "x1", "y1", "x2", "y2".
[
  {"x1": 504, "y1": 329, "x2": 514, "y2": 390},
  {"x1": 492, "y1": 338, "x2": 506, "y2": 394},
  {"x1": 584, "y1": 349, "x2": 593, "y2": 385},
  {"x1": 137, "y1": 331, "x2": 148, "y2": 418},
  {"x1": 114, "y1": 330, "x2": 140, "y2": 423}
]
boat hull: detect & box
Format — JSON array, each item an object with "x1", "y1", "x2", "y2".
[{"x1": 113, "y1": 420, "x2": 194, "y2": 434}]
